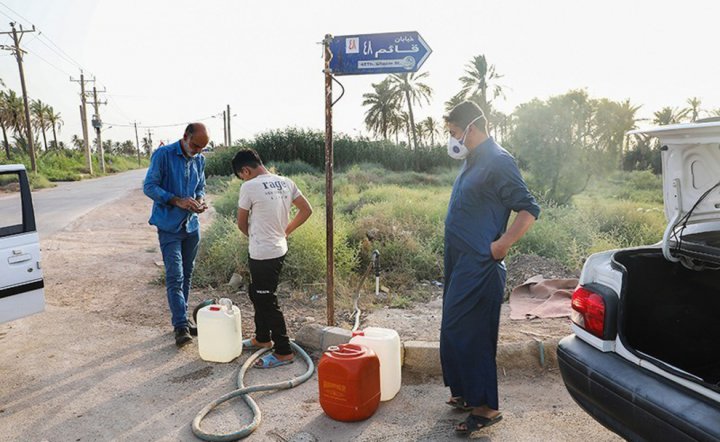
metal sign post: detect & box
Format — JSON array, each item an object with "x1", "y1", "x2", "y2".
[
  {"x1": 323, "y1": 35, "x2": 335, "y2": 326},
  {"x1": 322, "y1": 31, "x2": 431, "y2": 326}
]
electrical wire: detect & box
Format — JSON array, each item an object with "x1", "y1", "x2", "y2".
[
  {"x1": 331, "y1": 75, "x2": 345, "y2": 107},
  {"x1": 0, "y1": 1, "x2": 93, "y2": 76},
  {"x1": 33, "y1": 36, "x2": 86, "y2": 73},
  {"x1": 0, "y1": 7, "x2": 15, "y2": 23},
  {"x1": 670, "y1": 179, "x2": 720, "y2": 268},
  {"x1": 0, "y1": 1, "x2": 32, "y2": 27},
  {"x1": 0, "y1": 4, "x2": 232, "y2": 140},
  {"x1": 25, "y1": 48, "x2": 73, "y2": 77},
  {"x1": 104, "y1": 115, "x2": 217, "y2": 129}
]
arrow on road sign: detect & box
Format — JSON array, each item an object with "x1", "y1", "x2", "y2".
[{"x1": 329, "y1": 31, "x2": 431, "y2": 76}]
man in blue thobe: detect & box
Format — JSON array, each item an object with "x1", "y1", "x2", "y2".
[{"x1": 441, "y1": 101, "x2": 540, "y2": 433}]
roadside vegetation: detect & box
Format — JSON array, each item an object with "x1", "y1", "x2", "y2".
[
  {"x1": 0, "y1": 83, "x2": 148, "y2": 188},
  {"x1": 193, "y1": 52, "x2": 703, "y2": 303},
  {"x1": 194, "y1": 160, "x2": 665, "y2": 304}
]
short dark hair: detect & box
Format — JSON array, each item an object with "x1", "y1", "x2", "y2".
[
  {"x1": 444, "y1": 101, "x2": 488, "y2": 133},
  {"x1": 232, "y1": 149, "x2": 263, "y2": 175},
  {"x1": 184, "y1": 123, "x2": 196, "y2": 136}
]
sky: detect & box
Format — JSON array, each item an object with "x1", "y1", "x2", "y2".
[{"x1": 0, "y1": 0, "x2": 718, "y2": 148}]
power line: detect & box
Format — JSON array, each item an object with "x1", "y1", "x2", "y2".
[
  {"x1": 37, "y1": 34, "x2": 87, "y2": 72},
  {"x1": 107, "y1": 98, "x2": 133, "y2": 122},
  {"x1": 0, "y1": 1, "x2": 92, "y2": 75},
  {"x1": 24, "y1": 47, "x2": 73, "y2": 77},
  {"x1": 0, "y1": 8, "x2": 14, "y2": 23},
  {"x1": 0, "y1": 1, "x2": 31, "y2": 27},
  {"x1": 105, "y1": 115, "x2": 216, "y2": 129},
  {"x1": 32, "y1": 35, "x2": 84, "y2": 71}
]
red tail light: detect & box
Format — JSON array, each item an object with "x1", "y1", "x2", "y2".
[{"x1": 571, "y1": 286, "x2": 606, "y2": 338}]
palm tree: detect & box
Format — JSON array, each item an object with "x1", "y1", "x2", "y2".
[
  {"x1": 46, "y1": 105, "x2": 63, "y2": 149},
  {"x1": 388, "y1": 71, "x2": 433, "y2": 151},
  {"x1": 594, "y1": 99, "x2": 642, "y2": 167},
  {"x1": 448, "y1": 55, "x2": 504, "y2": 116},
  {"x1": 444, "y1": 91, "x2": 466, "y2": 113},
  {"x1": 388, "y1": 111, "x2": 405, "y2": 146},
  {"x1": 362, "y1": 78, "x2": 398, "y2": 140},
  {"x1": 420, "y1": 116, "x2": 441, "y2": 147},
  {"x1": 3, "y1": 90, "x2": 26, "y2": 147},
  {"x1": 0, "y1": 91, "x2": 12, "y2": 159},
  {"x1": 684, "y1": 97, "x2": 702, "y2": 122},
  {"x1": 71, "y1": 134, "x2": 84, "y2": 150},
  {"x1": 30, "y1": 99, "x2": 51, "y2": 151},
  {"x1": 653, "y1": 106, "x2": 690, "y2": 126},
  {"x1": 488, "y1": 109, "x2": 510, "y2": 142}
]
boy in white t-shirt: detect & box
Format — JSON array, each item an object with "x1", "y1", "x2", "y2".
[{"x1": 232, "y1": 149, "x2": 313, "y2": 368}]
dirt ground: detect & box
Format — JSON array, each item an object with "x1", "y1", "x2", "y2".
[
  {"x1": 41, "y1": 189, "x2": 577, "y2": 347},
  {"x1": 3, "y1": 185, "x2": 621, "y2": 442}
]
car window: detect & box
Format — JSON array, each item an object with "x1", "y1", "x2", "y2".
[{"x1": 0, "y1": 172, "x2": 25, "y2": 237}]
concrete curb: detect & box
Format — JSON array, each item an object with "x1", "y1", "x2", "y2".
[{"x1": 295, "y1": 324, "x2": 560, "y2": 376}]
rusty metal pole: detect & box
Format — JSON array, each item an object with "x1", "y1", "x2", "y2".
[{"x1": 324, "y1": 34, "x2": 335, "y2": 326}]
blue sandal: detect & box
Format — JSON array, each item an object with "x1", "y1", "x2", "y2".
[{"x1": 254, "y1": 352, "x2": 294, "y2": 369}]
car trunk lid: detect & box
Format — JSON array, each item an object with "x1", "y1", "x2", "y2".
[{"x1": 628, "y1": 121, "x2": 720, "y2": 266}]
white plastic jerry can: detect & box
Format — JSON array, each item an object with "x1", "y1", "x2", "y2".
[
  {"x1": 349, "y1": 327, "x2": 402, "y2": 401},
  {"x1": 197, "y1": 298, "x2": 242, "y2": 363}
]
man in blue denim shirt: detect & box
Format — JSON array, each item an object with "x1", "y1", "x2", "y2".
[{"x1": 143, "y1": 123, "x2": 209, "y2": 346}]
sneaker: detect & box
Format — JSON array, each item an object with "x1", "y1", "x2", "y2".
[{"x1": 175, "y1": 327, "x2": 192, "y2": 347}]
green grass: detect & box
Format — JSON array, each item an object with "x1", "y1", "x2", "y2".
[{"x1": 195, "y1": 167, "x2": 668, "y2": 295}]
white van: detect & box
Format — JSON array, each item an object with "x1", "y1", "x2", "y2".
[{"x1": 0, "y1": 164, "x2": 44, "y2": 323}]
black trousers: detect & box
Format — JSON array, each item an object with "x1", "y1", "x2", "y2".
[{"x1": 248, "y1": 254, "x2": 291, "y2": 355}]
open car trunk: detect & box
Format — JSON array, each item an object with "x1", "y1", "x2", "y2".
[{"x1": 614, "y1": 249, "x2": 720, "y2": 391}]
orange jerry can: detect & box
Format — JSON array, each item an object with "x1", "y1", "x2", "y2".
[{"x1": 318, "y1": 343, "x2": 381, "y2": 422}]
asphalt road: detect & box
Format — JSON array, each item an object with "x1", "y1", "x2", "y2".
[{"x1": 0, "y1": 168, "x2": 148, "y2": 240}]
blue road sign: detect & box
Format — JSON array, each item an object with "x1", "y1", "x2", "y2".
[{"x1": 329, "y1": 31, "x2": 431, "y2": 76}]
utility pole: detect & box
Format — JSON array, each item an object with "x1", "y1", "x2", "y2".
[
  {"x1": 226, "y1": 104, "x2": 232, "y2": 147},
  {"x1": 0, "y1": 23, "x2": 37, "y2": 172},
  {"x1": 222, "y1": 110, "x2": 227, "y2": 146},
  {"x1": 90, "y1": 85, "x2": 107, "y2": 173},
  {"x1": 70, "y1": 71, "x2": 94, "y2": 174},
  {"x1": 134, "y1": 122, "x2": 141, "y2": 165}
]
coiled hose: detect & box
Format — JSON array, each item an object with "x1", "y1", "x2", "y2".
[{"x1": 191, "y1": 341, "x2": 314, "y2": 441}]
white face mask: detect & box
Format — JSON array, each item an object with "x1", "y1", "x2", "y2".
[
  {"x1": 447, "y1": 136, "x2": 468, "y2": 160},
  {"x1": 447, "y1": 115, "x2": 483, "y2": 160}
]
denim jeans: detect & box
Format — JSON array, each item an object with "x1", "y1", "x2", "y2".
[{"x1": 158, "y1": 229, "x2": 200, "y2": 329}]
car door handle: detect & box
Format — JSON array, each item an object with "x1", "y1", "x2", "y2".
[{"x1": 8, "y1": 254, "x2": 32, "y2": 264}]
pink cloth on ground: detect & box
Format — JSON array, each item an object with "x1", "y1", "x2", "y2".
[{"x1": 509, "y1": 275, "x2": 579, "y2": 320}]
